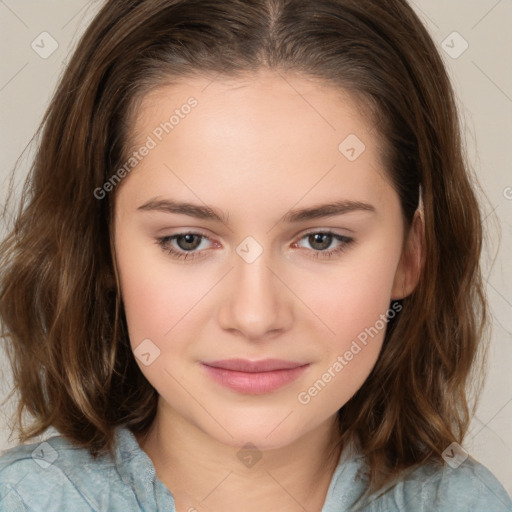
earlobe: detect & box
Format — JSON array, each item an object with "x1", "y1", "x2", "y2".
[{"x1": 391, "y1": 210, "x2": 425, "y2": 300}]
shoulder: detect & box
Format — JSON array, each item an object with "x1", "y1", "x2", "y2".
[
  {"x1": 0, "y1": 433, "x2": 129, "y2": 512},
  {"x1": 371, "y1": 455, "x2": 512, "y2": 512}
]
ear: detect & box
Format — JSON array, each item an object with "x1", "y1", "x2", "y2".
[{"x1": 391, "y1": 209, "x2": 425, "y2": 300}]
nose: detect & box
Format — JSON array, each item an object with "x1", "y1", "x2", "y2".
[{"x1": 217, "y1": 250, "x2": 294, "y2": 341}]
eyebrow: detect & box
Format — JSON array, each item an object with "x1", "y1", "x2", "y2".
[{"x1": 137, "y1": 198, "x2": 376, "y2": 224}]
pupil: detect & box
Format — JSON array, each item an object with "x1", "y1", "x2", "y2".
[
  {"x1": 178, "y1": 234, "x2": 200, "y2": 250},
  {"x1": 310, "y1": 233, "x2": 331, "y2": 251}
]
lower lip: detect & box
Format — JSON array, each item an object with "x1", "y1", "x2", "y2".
[{"x1": 201, "y1": 364, "x2": 309, "y2": 394}]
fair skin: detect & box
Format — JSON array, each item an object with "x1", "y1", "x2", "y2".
[{"x1": 113, "y1": 69, "x2": 423, "y2": 512}]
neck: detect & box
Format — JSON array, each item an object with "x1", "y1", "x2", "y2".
[{"x1": 135, "y1": 401, "x2": 343, "y2": 512}]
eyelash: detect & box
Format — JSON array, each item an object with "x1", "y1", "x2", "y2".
[{"x1": 156, "y1": 230, "x2": 354, "y2": 262}]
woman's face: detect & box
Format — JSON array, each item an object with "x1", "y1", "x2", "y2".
[{"x1": 113, "y1": 70, "x2": 417, "y2": 450}]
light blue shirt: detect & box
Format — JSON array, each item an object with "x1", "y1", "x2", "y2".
[{"x1": 0, "y1": 426, "x2": 511, "y2": 511}]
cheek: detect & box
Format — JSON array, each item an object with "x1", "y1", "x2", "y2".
[
  {"x1": 295, "y1": 246, "x2": 401, "y2": 347},
  {"x1": 115, "y1": 232, "x2": 211, "y2": 348},
  {"x1": 294, "y1": 264, "x2": 397, "y2": 414},
  {"x1": 290, "y1": 238, "x2": 402, "y2": 412}
]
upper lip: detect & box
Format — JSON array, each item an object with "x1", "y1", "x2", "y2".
[{"x1": 202, "y1": 358, "x2": 308, "y2": 373}]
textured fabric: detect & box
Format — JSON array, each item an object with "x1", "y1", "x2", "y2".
[{"x1": 1, "y1": 427, "x2": 510, "y2": 511}]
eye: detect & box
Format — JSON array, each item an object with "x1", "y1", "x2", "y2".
[
  {"x1": 293, "y1": 230, "x2": 354, "y2": 259},
  {"x1": 156, "y1": 230, "x2": 354, "y2": 262},
  {"x1": 156, "y1": 232, "x2": 216, "y2": 261}
]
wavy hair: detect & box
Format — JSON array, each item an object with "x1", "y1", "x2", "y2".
[{"x1": 0, "y1": 0, "x2": 488, "y2": 496}]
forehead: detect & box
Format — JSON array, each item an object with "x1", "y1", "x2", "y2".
[
  {"x1": 132, "y1": 69, "x2": 380, "y2": 153},
  {"x1": 118, "y1": 70, "x2": 392, "y2": 218}
]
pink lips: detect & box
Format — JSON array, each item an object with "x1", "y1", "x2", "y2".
[{"x1": 201, "y1": 358, "x2": 309, "y2": 394}]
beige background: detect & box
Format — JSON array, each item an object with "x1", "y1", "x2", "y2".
[{"x1": 1, "y1": 0, "x2": 511, "y2": 495}]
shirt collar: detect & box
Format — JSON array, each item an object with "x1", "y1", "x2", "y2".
[{"x1": 113, "y1": 426, "x2": 176, "y2": 510}]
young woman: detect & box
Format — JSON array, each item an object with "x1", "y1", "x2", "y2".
[{"x1": 1, "y1": 0, "x2": 510, "y2": 510}]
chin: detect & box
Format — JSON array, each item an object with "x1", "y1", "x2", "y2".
[{"x1": 196, "y1": 407, "x2": 316, "y2": 452}]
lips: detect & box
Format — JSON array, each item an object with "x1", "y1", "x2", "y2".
[
  {"x1": 200, "y1": 358, "x2": 310, "y2": 394},
  {"x1": 203, "y1": 358, "x2": 306, "y2": 372}
]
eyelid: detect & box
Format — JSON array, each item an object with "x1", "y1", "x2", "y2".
[
  {"x1": 296, "y1": 227, "x2": 352, "y2": 239},
  {"x1": 292, "y1": 229, "x2": 353, "y2": 252},
  {"x1": 155, "y1": 231, "x2": 216, "y2": 262},
  {"x1": 156, "y1": 228, "x2": 354, "y2": 261},
  {"x1": 157, "y1": 227, "x2": 350, "y2": 245}
]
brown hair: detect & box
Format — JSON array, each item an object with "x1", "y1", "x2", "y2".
[{"x1": 0, "y1": 0, "x2": 488, "y2": 498}]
